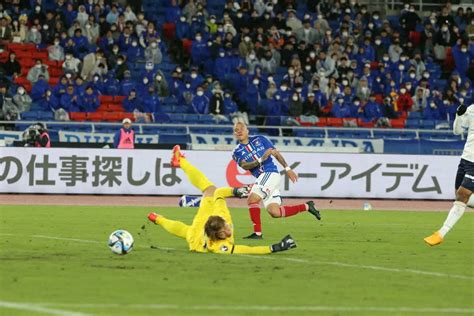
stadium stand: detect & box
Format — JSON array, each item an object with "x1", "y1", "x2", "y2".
[{"x1": 0, "y1": 0, "x2": 472, "y2": 141}]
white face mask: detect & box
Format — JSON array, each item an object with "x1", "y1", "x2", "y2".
[
  {"x1": 268, "y1": 76, "x2": 274, "y2": 82},
  {"x1": 85, "y1": 24, "x2": 91, "y2": 29},
  {"x1": 281, "y1": 86, "x2": 287, "y2": 91},
  {"x1": 132, "y1": 42, "x2": 137, "y2": 47},
  {"x1": 400, "y1": 88, "x2": 406, "y2": 94},
  {"x1": 113, "y1": 48, "x2": 119, "y2": 53},
  {"x1": 36, "y1": 64, "x2": 42, "y2": 68},
  {"x1": 156, "y1": 75, "x2": 162, "y2": 81},
  {"x1": 305, "y1": 65, "x2": 311, "y2": 71},
  {"x1": 354, "y1": 101, "x2": 360, "y2": 106},
  {"x1": 18, "y1": 88, "x2": 25, "y2": 95},
  {"x1": 185, "y1": 83, "x2": 191, "y2": 88},
  {"x1": 461, "y1": 48, "x2": 467, "y2": 53},
  {"x1": 310, "y1": 52, "x2": 316, "y2": 58},
  {"x1": 219, "y1": 52, "x2": 225, "y2": 57},
  {"x1": 288, "y1": 69, "x2": 295, "y2": 75},
  {"x1": 32, "y1": 28, "x2": 38, "y2": 33},
  {"x1": 210, "y1": 19, "x2": 216, "y2": 24},
  {"x1": 409, "y1": 73, "x2": 416, "y2": 78},
  {"x1": 442, "y1": 27, "x2": 448, "y2": 32},
  {"x1": 400, "y1": 57, "x2": 407, "y2": 62},
  {"x1": 398, "y1": 65, "x2": 404, "y2": 71},
  {"x1": 430, "y1": 102, "x2": 436, "y2": 108},
  {"x1": 94, "y1": 77, "x2": 99, "y2": 82},
  {"x1": 196, "y1": 91, "x2": 204, "y2": 96},
  {"x1": 376, "y1": 78, "x2": 381, "y2": 82},
  {"x1": 143, "y1": 78, "x2": 149, "y2": 84},
  {"x1": 117, "y1": 60, "x2": 123, "y2": 65},
  {"x1": 249, "y1": 54, "x2": 255, "y2": 59},
  {"x1": 196, "y1": 36, "x2": 202, "y2": 41},
  {"x1": 292, "y1": 96, "x2": 298, "y2": 101},
  {"x1": 253, "y1": 80, "x2": 259, "y2": 85},
  {"x1": 191, "y1": 73, "x2": 197, "y2": 79},
  {"x1": 423, "y1": 73, "x2": 430, "y2": 78},
  {"x1": 180, "y1": 17, "x2": 186, "y2": 22}
]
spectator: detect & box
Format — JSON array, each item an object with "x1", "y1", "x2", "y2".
[
  {"x1": 123, "y1": 89, "x2": 142, "y2": 112},
  {"x1": 114, "y1": 118, "x2": 135, "y2": 149},
  {"x1": 26, "y1": 25, "x2": 42, "y2": 44},
  {"x1": 144, "y1": 40, "x2": 162, "y2": 65},
  {"x1": 412, "y1": 87, "x2": 428, "y2": 112},
  {"x1": 396, "y1": 86, "x2": 414, "y2": 112},
  {"x1": 60, "y1": 85, "x2": 80, "y2": 112},
  {"x1": 191, "y1": 86, "x2": 209, "y2": 114},
  {"x1": 78, "y1": 85, "x2": 100, "y2": 112},
  {"x1": 209, "y1": 88, "x2": 225, "y2": 115},
  {"x1": 3, "y1": 52, "x2": 21, "y2": 77},
  {"x1": 142, "y1": 85, "x2": 160, "y2": 113},
  {"x1": 48, "y1": 38, "x2": 65, "y2": 61},
  {"x1": 380, "y1": 96, "x2": 398, "y2": 119},
  {"x1": 13, "y1": 86, "x2": 32, "y2": 113},
  {"x1": 63, "y1": 52, "x2": 81, "y2": 75},
  {"x1": 27, "y1": 59, "x2": 50, "y2": 84},
  {"x1": 153, "y1": 71, "x2": 170, "y2": 97},
  {"x1": 0, "y1": 17, "x2": 12, "y2": 41},
  {"x1": 30, "y1": 75, "x2": 50, "y2": 101},
  {"x1": 37, "y1": 89, "x2": 59, "y2": 111},
  {"x1": 423, "y1": 99, "x2": 443, "y2": 120},
  {"x1": 452, "y1": 42, "x2": 471, "y2": 77}
]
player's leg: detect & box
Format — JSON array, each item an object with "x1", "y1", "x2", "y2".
[
  {"x1": 424, "y1": 159, "x2": 471, "y2": 246},
  {"x1": 172, "y1": 145, "x2": 214, "y2": 194},
  {"x1": 245, "y1": 184, "x2": 265, "y2": 239},
  {"x1": 147, "y1": 213, "x2": 190, "y2": 239}
]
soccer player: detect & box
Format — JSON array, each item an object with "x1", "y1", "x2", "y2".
[
  {"x1": 147, "y1": 146, "x2": 297, "y2": 254},
  {"x1": 424, "y1": 103, "x2": 473, "y2": 246},
  {"x1": 232, "y1": 122, "x2": 321, "y2": 239}
]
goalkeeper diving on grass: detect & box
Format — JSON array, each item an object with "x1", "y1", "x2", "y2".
[{"x1": 147, "y1": 146, "x2": 297, "y2": 254}]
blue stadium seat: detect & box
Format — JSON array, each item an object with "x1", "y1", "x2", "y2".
[
  {"x1": 420, "y1": 119, "x2": 436, "y2": 129},
  {"x1": 373, "y1": 130, "x2": 417, "y2": 139},
  {"x1": 159, "y1": 134, "x2": 190, "y2": 144},
  {"x1": 407, "y1": 112, "x2": 422, "y2": 119},
  {"x1": 294, "y1": 129, "x2": 326, "y2": 138},
  {"x1": 405, "y1": 119, "x2": 421, "y2": 129}
]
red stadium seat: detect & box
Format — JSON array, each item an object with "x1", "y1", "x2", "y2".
[
  {"x1": 357, "y1": 118, "x2": 375, "y2": 128},
  {"x1": 0, "y1": 51, "x2": 8, "y2": 62},
  {"x1": 409, "y1": 31, "x2": 421, "y2": 46},
  {"x1": 48, "y1": 77, "x2": 59, "y2": 86},
  {"x1": 7, "y1": 43, "x2": 36, "y2": 52},
  {"x1": 326, "y1": 117, "x2": 343, "y2": 127},
  {"x1": 103, "y1": 112, "x2": 122, "y2": 121},
  {"x1": 108, "y1": 104, "x2": 124, "y2": 112},
  {"x1": 96, "y1": 104, "x2": 109, "y2": 112},
  {"x1": 182, "y1": 39, "x2": 192, "y2": 55},
  {"x1": 87, "y1": 112, "x2": 106, "y2": 121},
  {"x1": 119, "y1": 112, "x2": 134, "y2": 121},
  {"x1": 390, "y1": 118, "x2": 406, "y2": 128},
  {"x1": 342, "y1": 117, "x2": 358, "y2": 126},
  {"x1": 70, "y1": 112, "x2": 87, "y2": 121},
  {"x1": 32, "y1": 51, "x2": 48, "y2": 60},
  {"x1": 375, "y1": 94, "x2": 383, "y2": 104},
  {"x1": 113, "y1": 96, "x2": 126, "y2": 104},
  {"x1": 99, "y1": 95, "x2": 114, "y2": 104},
  {"x1": 315, "y1": 117, "x2": 328, "y2": 127}
]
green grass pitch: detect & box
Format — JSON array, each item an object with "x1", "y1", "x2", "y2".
[{"x1": 0, "y1": 204, "x2": 473, "y2": 316}]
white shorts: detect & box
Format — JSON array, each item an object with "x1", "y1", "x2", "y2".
[{"x1": 251, "y1": 172, "x2": 282, "y2": 208}]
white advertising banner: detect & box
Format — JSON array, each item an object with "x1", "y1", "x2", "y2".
[
  {"x1": 58, "y1": 131, "x2": 159, "y2": 144},
  {"x1": 190, "y1": 134, "x2": 384, "y2": 153},
  {"x1": 0, "y1": 147, "x2": 456, "y2": 199}
]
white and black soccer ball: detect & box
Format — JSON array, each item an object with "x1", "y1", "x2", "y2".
[{"x1": 108, "y1": 230, "x2": 134, "y2": 255}]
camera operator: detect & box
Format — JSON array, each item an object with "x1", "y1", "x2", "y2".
[{"x1": 23, "y1": 123, "x2": 51, "y2": 147}]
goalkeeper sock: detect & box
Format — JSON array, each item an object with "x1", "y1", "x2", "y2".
[
  {"x1": 248, "y1": 203, "x2": 262, "y2": 234},
  {"x1": 214, "y1": 187, "x2": 234, "y2": 200},
  {"x1": 279, "y1": 204, "x2": 307, "y2": 217},
  {"x1": 179, "y1": 158, "x2": 214, "y2": 192},
  {"x1": 439, "y1": 201, "x2": 466, "y2": 238}
]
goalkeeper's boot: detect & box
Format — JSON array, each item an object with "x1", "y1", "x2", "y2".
[
  {"x1": 171, "y1": 145, "x2": 185, "y2": 168},
  {"x1": 306, "y1": 201, "x2": 321, "y2": 220},
  {"x1": 243, "y1": 232, "x2": 263, "y2": 240},
  {"x1": 424, "y1": 231, "x2": 443, "y2": 246},
  {"x1": 233, "y1": 186, "x2": 251, "y2": 198},
  {"x1": 147, "y1": 212, "x2": 162, "y2": 224}
]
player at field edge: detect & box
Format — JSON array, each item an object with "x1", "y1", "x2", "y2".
[
  {"x1": 424, "y1": 103, "x2": 473, "y2": 246},
  {"x1": 231, "y1": 121, "x2": 321, "y2": 239},
  {"x1": 147, "y1": 146, "x2": 297, "y2": 254}
]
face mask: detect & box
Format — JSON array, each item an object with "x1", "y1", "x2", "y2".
[
  {"x1": 32, "y1": 28, "x2": 38, "y2": 33},
  {"x1": 253, "y1": 80, "x2": 259, "y2": 85},
  {"x1": 191, "y1": 73, "x2": 197, "y2": 79},
  {"x1": 143, "y1": 78, "x2": 149, "y2": 84},
  {"x1": 268, "y1": 76, "x2": 274, "y2": 82},
  {"x1": 390, "y1": 82, "x2": 395, "y2": 87},
  {"x1": 342, "y1": 80, "x2": 349, "y2": 86},
  {"x1": 354, "y1": 101, "x2": 360, "y2": 106},
  {"x1": 375, "y1": 40, "x2": 381, "y2": 45},
  {"x1": 442, "y1": 27, "x2": 448, "y2": 32},
  {"x1": 210, "y1": 19, "x2": 216, "y2": 24},
  {"x1": 180, "y1": 17, "x2": 186, "y2": 22},
  {"x1": 249, "y1": 54, "x2": 255, "y2": 59},
  {"x1": 376, "y1": 78, "x2": 381, "y2": 83},
  {"x1": 275, "y1": 94, "x2": 281, "y2": 100},
  {"x1": 398, "y1": 65, "x2": 404, "y2": 71},
  {"x1": 383, "y1": 56, "x2": 389, "y2": 61},
  {"x1": 156, "y1": 75, "x2": 162, "y2": 81},
  {"x1": 18, "y1": 88, "x2": 25, "y2": 95},
  {"x1": 35, "y1": 6, "x2": 41, "y2": 12},
  {"x1": 288, "y1": 69, "x2": 295, "y2": 75},
  {"x1": 219, "y1": 52, "x2": 225, "y2": 57},
  {"x1": 111, "y1": 27, "x2": 117, "y2": 31},
  {"x1": 117, "y1": 60, "x2": 123, "y2": 65},
  {"x1": 36, "y1": 64, "x2": 42, "y2": 68},
  {"x1": 430, "y1": 102, "x2": 436, "y2": 108},
  {"x1": 368, "y1": 23, "x2": 374, "y2": 29},
  {"x1": 281, "y1": 86, "x2": 287, "y2": 91},
  {"x1": 373, "y1": 15, "x2": 379, "y2": 20},
  {"x1": 132, "y1": 42, "x2": 137, "y2": 47},
  {"x1": 310, "y1": 52, "x2": 316, "y2": 58},
  {"x1": 196, "y1": 36, "x2": 202, "y2": 41},
  {"x1": 409, "y1": 73, "x2": 416, "y2": 78},
  {"x1": 400, "y1": 88, "x2": 406, "y2": 94},
  {"x1": 406, "y1": 85, "x2": 412, "y2": 90},
  {"x1": 185, "y1": 83, "x2": 191, "y2": 88},
  {"x1": 461, "y1": 48, "x2": 468, "y2": 53},
  {"x1": 338, "y1": 99, "x2": 343, "y2": 104},
  {"x1": 423, "y1": 73, "x2": 430, "y2": 78},
  {"x1": 93, "y1": 76, "x2": 99, "y2": 82},
  {"x1": 197, "y1": 91, "x2": 204, "y2": 96},
  {"x1": 305, "y1": 65, "x2": 311, "y2": 71},
  {"x1": 292, "y1": 96, "x2": 298, "y2": 101}
]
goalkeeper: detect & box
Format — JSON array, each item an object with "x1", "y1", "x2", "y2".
[{"x1": 147, "y1": 146, "x2": 296, "y2": 255}]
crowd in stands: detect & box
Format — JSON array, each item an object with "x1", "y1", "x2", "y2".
[{"x1": 0, "y1": 0, "x2": 473, "y2": 128}]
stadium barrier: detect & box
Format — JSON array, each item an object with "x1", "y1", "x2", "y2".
[{"x1": 0, "y1": 147, "x2": 456, "y2": 200}]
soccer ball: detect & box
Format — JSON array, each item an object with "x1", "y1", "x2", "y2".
[{"x1": 108, "y1": 230, "x2": 134, "y2": 255}]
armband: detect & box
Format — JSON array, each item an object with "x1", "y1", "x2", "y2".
[{"x1": 284, "y1": 166, "x2": 291, "y2": 172}]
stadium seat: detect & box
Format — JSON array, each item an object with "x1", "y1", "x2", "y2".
[
  {"x1": 405, "y1": 119, "x2": 421, "y2": 129},
  {"x1": 69, "y1": 112, "x2": 87, "y2": 121},
  {"x1": 99, "y1": 95, "x2": 114, "y2": 104},
  {"x1": 87, "y1": 112, "x2": 106, "y2": 121},
  {"x1": 390, "y1": 118, "x2": 406, "y2": 128},
  {"x1": 326, "y1": 118, "x2": 344, "y2": 127},
  {"x1": 315, "y1": 117, "x2": 328, "y2": 127}
]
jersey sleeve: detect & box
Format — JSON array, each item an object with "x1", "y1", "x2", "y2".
[
  {"x1": 208, "y1": 240, "x2": 271, "y2": 255},
  {"x1": 453, "y1": 110, "x2": 470, "y2": 135},
  {"x1": 260, "y1": 136, "x2": 275, "y2": 150},
  {"x1": 231, "y1": 148, "x2": 241, "y2": 164}
]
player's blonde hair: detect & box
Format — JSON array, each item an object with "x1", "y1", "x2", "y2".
[{"x1": 204, "y1": 216, "x2": 226, "y2": 241}]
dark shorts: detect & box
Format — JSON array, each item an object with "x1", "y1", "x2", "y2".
[{"x1": 455, "y1": 159, "x2": 474, "y2": 191}]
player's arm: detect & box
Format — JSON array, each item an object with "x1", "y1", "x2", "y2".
[
  {"x1": 238, "y1": 148, "x2": 274, "y2": 170},
  {"x1": 211, "y1": 236, "x2": 297, "y2": 255},
  {"x1": 271, "y1": 149, "x2": 298, "y2": 183},
  {"x1": 453, "y1": 104, "x2": 469, "y2": 135}
]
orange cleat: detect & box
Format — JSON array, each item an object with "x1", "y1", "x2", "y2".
[
  {"x1": 171, "y1": 145, "x2": 185, "y2": 168},
  {"x1": 147, "y1": 212, "x2": 161, "y2": 223},
  {"x1": 424, "y1": 231, "x2": 443, "y2": 246}
]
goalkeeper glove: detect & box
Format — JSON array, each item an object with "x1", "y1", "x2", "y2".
[
  {"x1": 270, "y1": 235, "x2": 297, "y2": 253},
  {"x1": 457, "y1": 104, "x2": 468, "y2": 116}
]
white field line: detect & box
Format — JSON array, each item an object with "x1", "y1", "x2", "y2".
[
  {"x1": 33, "y1": 303, "x2": 474, "y2": 314},
  {"x1": 1, "y1": 233, "x2": 473, "y2": 281},
  {"x1": 0, "y1": 300, "x2": 89, "y2": 316}
]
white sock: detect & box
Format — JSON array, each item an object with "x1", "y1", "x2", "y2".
[
  {"x1": 467, "y1": 195, "x2": 474, "y2": 208},
  {"x1": 439, "y1": 201, "x2": 466, "y2": 238}
]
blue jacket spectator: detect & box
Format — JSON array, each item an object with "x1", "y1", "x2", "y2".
[
  {"x1": 123, "y1": 90, "x2": 143, "y2": 112},
  {"x1": 191, "y1": 88, "x2": 209, "y2": 114},
  {"x1": 31, "y1": 77, "x2": 50, "y2": 101},
  {"x1": 142, "y1": 86, "x2": 160, "y2": 113},
  {"x1": 452, "y1": 43, "x2": 471, "y2": 77},
  {"x1": 191, "y1": 34, "x2": 208, "y2": 67},
  {"x1": 223, "y1": 92, "x2": 238, "y2": 114},
  {"x1": 331, "y1": 97, "x2": 353, "y2": 118},
  {"x1": 176, "y1": 17, "x2": 191, "y2": 40},
  {"x1": 78, "y1": 87, "x2": 100, "y2": 112},
  {"x1": 363, "y1": 96, "x2": 383, "y2": 120},
  {"x1": 423, "y1": 99, "x2": 443, "y2": 120},
  {"x1": 166, "y1": 0, "x2": 182, "y2": 23},
  {"x1": 37, "y1": 90, "x2": 59, "y2": 111},
  {"x1": 53, "y1": 76, "x2": 69, "y2": 98},
  {"x1": 126, "y1": 41, "x2": 145, "y2": 62},
  {"x1": 120, "y1": 73, "x2": 137, "y2": 96},
  {"x1": 104, "y1": 72, "x2": 121, "y2": 95},
  {"x1": 60, "y1": 86, "x2": 80, "y2": 112},
  {"x1": 72, "y1": 29, "x2": 90, "y2": 58},
  {"x1": 246, "y1": 80, "x2": 262, "y2": 115}
]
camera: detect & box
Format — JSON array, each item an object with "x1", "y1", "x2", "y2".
[{"x1": 22, "y1": 124, "x2": 41, "y2": 147}]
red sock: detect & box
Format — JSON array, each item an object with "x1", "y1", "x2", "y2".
[
  {"x1": 248, "y1": 203, "x2": 262, "y2": 234},
  {"x1": 279, "y1": 204, "x2": 307, "y2": 217}
]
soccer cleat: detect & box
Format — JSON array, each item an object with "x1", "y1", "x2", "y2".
[
  {"x1": 171, "y1": 145, "x2": 185, "y2": 168},
  {"x1": 243, "y1": 232, "x2": 263, "y2": 240},
  {"x1": 233, "y1": 186, "x2": 250, "y2": 198},
  {"x1": 306, "y1": 201, "x2": 321, "y2": 220},
  {"x1": 424, "y1": 231, "x2": 443, "y2": 246},
  {"x1": 147, "y1": 212, "x2": 161, "y2": 224}
]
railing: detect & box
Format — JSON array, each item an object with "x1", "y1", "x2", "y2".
[
  {"x1": 0, "y1": 120, "x2": 464, "y2": 141},
  {"x1": 359, "y1": 0, "x2": 470, "y2": 14}
]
